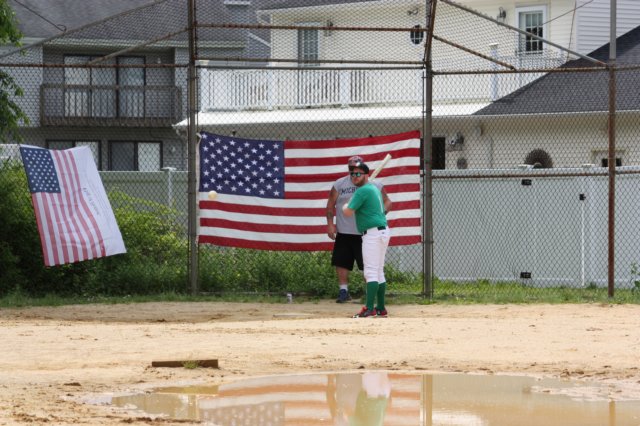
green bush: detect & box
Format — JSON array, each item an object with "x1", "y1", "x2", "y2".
[
  {"x1": 197, "y1": 246, "x2": 423, "y2": 298},
  {"x1": 79, "y1": 190, "x2": 188, "y2": 296},
  {"x1": 0, "y1": 163, "x2": 188, "y2": 297},
  {"x1": 0, "y1": 161, "x2": 55, "y2": 293},
  {"x1": 1, "y1": 160, "x2": 422, "y2": 299},
  {"x1": 199, "y1": 246, "x2": 338, "y2": 295}
]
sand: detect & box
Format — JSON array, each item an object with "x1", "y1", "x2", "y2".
[{"x1": 0, "y1": 301, "x2": 639, "y2": 425}]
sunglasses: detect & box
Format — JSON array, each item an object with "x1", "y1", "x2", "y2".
[{"x1": 350, "y1": 172, "x2": 365, "y2": 177}]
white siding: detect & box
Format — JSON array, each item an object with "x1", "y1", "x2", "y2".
[{"x1": 576, "y1": 0, "x2": 640, "y2": 54}]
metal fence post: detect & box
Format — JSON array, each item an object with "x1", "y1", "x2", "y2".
[
  {"x1": 161, "y1": 166, "x2": 176, "y2": 207},
  {"x1": 187, "y1": 0, "x2": 199, "y2": 295},
  {"x1": 422, "y1": 0, "x2": 437, "y2": 299},
  {"x1": 607, "y1": 0, "x2": 617, "y2": 297}
]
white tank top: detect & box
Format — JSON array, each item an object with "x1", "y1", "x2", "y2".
[{"x1": 333, "y1": 175, "x2": 383, "y2": 235}]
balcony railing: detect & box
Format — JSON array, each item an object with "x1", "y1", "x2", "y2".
[
  {"x1": 200, "y1": 68, "x2": 424, "y2": 111},
  {"x1": 40, "y1": 84, "x2": 182, "y2": 126},
  {"x1": 200, "y1": 53, "x2": 566, "y2": 112}
]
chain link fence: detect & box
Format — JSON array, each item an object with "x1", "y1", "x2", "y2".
[{"x1": 2, "y1": 0, "x2": 640, "y2": 301}]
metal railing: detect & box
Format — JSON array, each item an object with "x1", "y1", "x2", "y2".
[
  {"x1": 40, "y1": 84, "x2": 182, "y2": 126},
  {"x1": 200, "y1": 53, "x2": 567, "y2": 112}
]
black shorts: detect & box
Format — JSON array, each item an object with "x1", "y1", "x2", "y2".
[{"x1": 331, "y1": 233, "x2": 363, "y2": 271}]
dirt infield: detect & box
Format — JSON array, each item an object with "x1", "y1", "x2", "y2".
[{"x1": 0, "y1": 302, "x2": 639, "y2": 425}]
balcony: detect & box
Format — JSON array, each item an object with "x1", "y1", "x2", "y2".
[
  {"x1": 40, "y1": 84, "x2": 182, "y2": 127},
  {"x1": 200, "y1": 68, "x2": 424, "y2": 112},
  {"x1": 200, "y1": 53, "x2": 565, "y2": 112}
]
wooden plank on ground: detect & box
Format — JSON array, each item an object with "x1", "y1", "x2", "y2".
[{"x1": 151, "y1": 359, "x2": 219, "y2": 368}]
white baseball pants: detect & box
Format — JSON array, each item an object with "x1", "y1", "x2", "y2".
[{"x1": 362, "y1": 227, "x2": 391, "y2": 283}]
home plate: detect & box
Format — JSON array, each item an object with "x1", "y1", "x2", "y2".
[{"x1": 273, "y1": 312, "x2": 314, "y2": 318}]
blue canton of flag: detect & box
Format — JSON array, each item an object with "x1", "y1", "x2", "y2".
[
  {"x1": 199, "y1": 133, "x2": 285, "y2": 199},
  {"x1": 21, "y1": 148, "x2": 61, "y2": 194}
]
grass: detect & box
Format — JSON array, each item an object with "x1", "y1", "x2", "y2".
[{"x1": 0, "y1": 280, "x2": 638, "y2": 308}]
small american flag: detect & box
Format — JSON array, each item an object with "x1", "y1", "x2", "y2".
[
  {"x1": 20, "y1": 145, "x2": 125, "y2": 266},
  {"x1": 198, "y1": 131, "x2": 421, "y2": 250}
]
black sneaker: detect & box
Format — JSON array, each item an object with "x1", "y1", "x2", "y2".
[{"x1": 335, "y1": 289, "x2": 352, "y2": 303}]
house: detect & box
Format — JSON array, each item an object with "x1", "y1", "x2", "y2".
[
  {"x1": 184, "y1": 0, "x2": 640, "y2": 170},
  {"x1": 467, "y1": 23, "x2": 640, "y2": 169},
  {"x1": 1, "y1": 0, "x2": 273, "y2": 171}
]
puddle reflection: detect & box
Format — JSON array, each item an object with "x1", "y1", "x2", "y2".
[{"x1": 103, "y1": 372, "x2": 640, "y2": 425}]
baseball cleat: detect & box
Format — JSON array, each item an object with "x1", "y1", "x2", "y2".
[
  {"x1": 352, "y1": 306, "x2": 376, "y2": 318},
  {"x1": 376, "y1": 308, "x2": 388, "y2": 318}
]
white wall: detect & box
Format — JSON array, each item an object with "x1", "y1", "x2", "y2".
[
  {"x1": 576, "y1": 0, "x2": 640, "y2": 54},
  {"x1": 450, "y1": 113, "x2": 640, "y2": 170},
  {"x1": 269, "y1": 0, "x2": 580, "y2": 66},
  {"x1": 430, "y1": 167, "x2": 640, "y2": 288}
]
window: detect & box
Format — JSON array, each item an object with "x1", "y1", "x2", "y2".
[
  {"x1": 410, "y1": 25, "x2": 424, "y2": 45},
  {"x1": 297, "y1": 24, "x2": 319, "y2": 66},
  {"x1": 601, "y1": 158, "x2": 622, "y2": 167},
  {"x1": 64, "y1": 55, "x2": 145, "y2": 118},
  {"x1": 47, "y1": 140, "x2": 101, "y2": 169},
  {"x1": 516, "y1": 6, "x2": 546, "y2": 54},
  {"x1": 109, "y1": 141, "x2": 161, "y2": 171},
  {"x1": 593, "y1": 150, "x2": 623, "y2": 167}
]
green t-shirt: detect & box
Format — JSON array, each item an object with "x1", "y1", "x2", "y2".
[{"x1": 348, "y1": 182, "x2": 387, "y2": 234}]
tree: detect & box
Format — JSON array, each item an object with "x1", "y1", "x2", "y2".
[{"x1": 0, "y1": 0, "x2": 29, "y2": 143}]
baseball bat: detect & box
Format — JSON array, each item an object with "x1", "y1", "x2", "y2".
[{"x1": 369, "y1": 154, "x2": 392, "y2": 180}]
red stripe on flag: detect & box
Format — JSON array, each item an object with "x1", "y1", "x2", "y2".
[
  {"x1": 198, "y1": 236, "x2": 334, "y2": 251},
  {"x1": 199, "y1": 235, "x2": 420, "y2": 250},
  {"x1": 199, "y1": 200, "x2": 325, "y2": 217},
  {"x1": 284, "y1": 130, "x2": 420, "y2": 149},
  {"x1": 285, "y1": 147, "x2": 421, "y2": 167},
  {"x1": 199, "y1": 199, "x2": 420, "y2": 215},
  {"x1": 285, "y1": 183, "x2": 421, "y2": 200},
  {"x1": 284, "y1": 166, "x2": 420, "y2": 184},
  {"x1": 388, "y1": 200, "x2": 420, "y2": 210},
  {"x1": 200, "y1": 218, "x2": 327, "y2": 234},
  {"x1": 283, "y1": 181, "x2": 421, "y2": 203},
  {"x1": 200, "y1": 217, "x2": 420, "y2": 233}
]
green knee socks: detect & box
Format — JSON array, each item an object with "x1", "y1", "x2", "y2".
[
  {"x1": 366, "y1": 281, "x2": 378, "y2": 310},
  {"x1": 376, "y1": 282, "x2": 386, "y2": 311}
]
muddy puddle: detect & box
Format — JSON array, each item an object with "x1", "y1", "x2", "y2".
[{"x1": 91, "y1": 372, "x2": 640, "y2": 425}]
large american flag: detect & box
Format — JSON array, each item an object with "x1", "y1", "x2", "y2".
[
  {"x1": 198, "y1": 131, "x2": 421, "y2": 250},
  {"x1": 20, "y1": 145, "x2": 126, "y2": 266}
]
